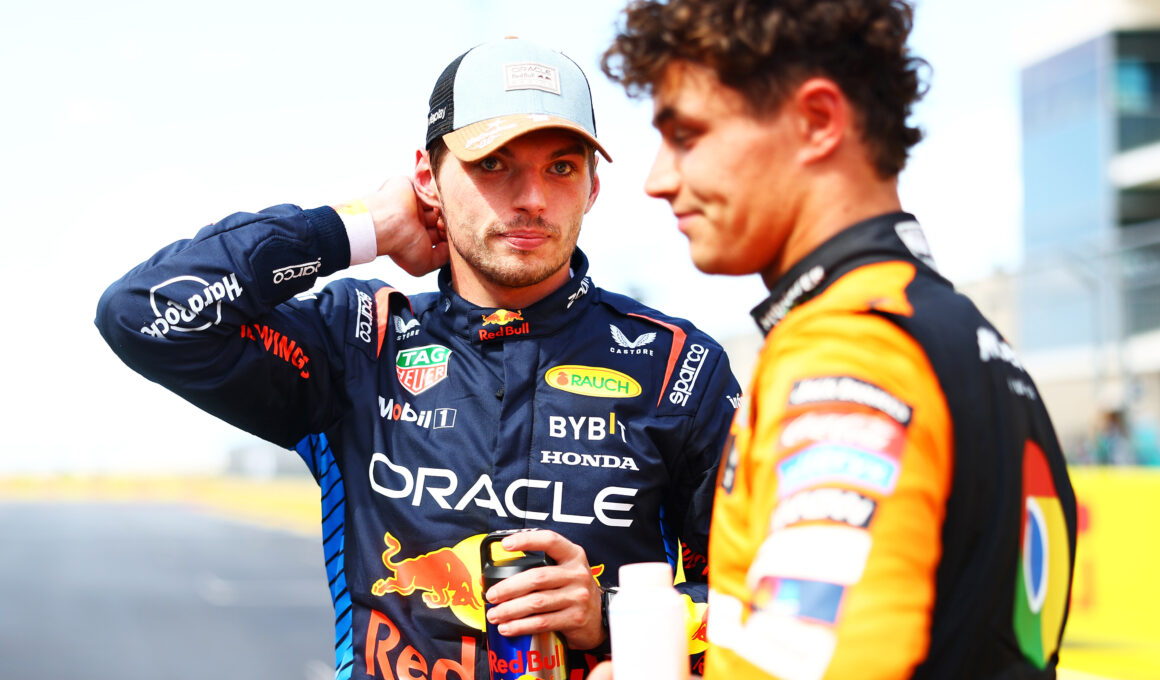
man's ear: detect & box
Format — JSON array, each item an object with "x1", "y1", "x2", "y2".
[
  {"x1": 414, "y1": 148, "x2": 441, "y2": 210},
  {"x1": 792, "y1": 77, "x2": 848, "y2": 167},
  {"x1": 584, "y1": 164, "x2": 601, "y2": 214}
]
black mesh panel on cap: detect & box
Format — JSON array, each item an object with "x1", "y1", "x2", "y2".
[{"x1": 425, "y1": 50, "x2": 470, "y2": 149}]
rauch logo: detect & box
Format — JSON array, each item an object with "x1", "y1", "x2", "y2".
[
  {"x1": 396, "y1": 345, "x2": 451, "y2": 395},
  {"x1": 545, "y1": 366, "x2": 641, "y2": 399}
]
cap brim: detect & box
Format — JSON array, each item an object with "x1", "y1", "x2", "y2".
[{"x1": 442, "y1": 114, "x2": 612, "y2": 163}]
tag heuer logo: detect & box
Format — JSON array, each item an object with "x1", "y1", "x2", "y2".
[{"x1": 396, "y1": 344, "x2": 451, "y2": 395}]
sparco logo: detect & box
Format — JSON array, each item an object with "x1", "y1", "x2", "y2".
[
  {"x1": 668, "y1": 344, "x2": 708, "y2": 406},
  {"x1": 355, "y1": 290, "x2": 374, "y2": 344},
  {"x1": 369, "y1": 451, "x2": 638, "y2": 527},
  {"x1": 141, "y1": 273, "x2": 243, "y2": 338},
  {"x1": 272, "y1": 258, "x2": 321, "y2": 285}
]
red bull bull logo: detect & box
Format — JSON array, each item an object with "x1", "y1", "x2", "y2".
[
  {"x1": 372, "y1": 532, "x2": 482, "y2": 609},
  {"x1": 372, "y1": 533, "x2": 605, "y2": 635},
  {"x1": 481, "y1": 309, "x2": 524, "y2": 326}
]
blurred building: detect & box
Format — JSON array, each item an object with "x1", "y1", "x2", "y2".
[{"x1": 1015, "y1": 1, "x2": 1160, "y2": 460}]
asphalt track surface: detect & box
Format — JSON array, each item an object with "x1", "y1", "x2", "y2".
[
  {"x1": 0, "y1": 501, "x2": 334, "y2": 680},
  {"x1": 0, "y1": 485, "x2": 1139, "y2": 680}
]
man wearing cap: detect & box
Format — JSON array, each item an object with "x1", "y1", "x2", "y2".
[{"x1": 95, "y1": 38, "x2": 739, "y2": 680}]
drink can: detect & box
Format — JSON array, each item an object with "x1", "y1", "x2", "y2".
[{"x1": 481, "y1": 530, "x2": 568, "y2": 680}]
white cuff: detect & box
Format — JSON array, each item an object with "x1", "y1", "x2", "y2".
[{"x1": 336, "y1": 200, "x2": 377, "y2": 266}]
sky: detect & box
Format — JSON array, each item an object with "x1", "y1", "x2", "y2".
[{"x1": 0, "y1": 0, "x2": 1075, "y2": 473}]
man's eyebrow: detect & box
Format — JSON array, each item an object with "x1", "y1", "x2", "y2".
[
  {"x1": 652, "y1": 106, "x2": 676, "y2": 129},
  {"x1": 549, "y1": 143, "x2": 588, "y2": 159},
  {"x1": 490, "y1": 142, "x2": 588, "y2": 159}
]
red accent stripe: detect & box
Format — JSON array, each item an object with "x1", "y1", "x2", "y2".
[
  {"x1": 629, "y1": 312, "x2": 687, "y2": 408},
  {"x1": 374, "y1": 287, "x2": 413, "y2": 358}
]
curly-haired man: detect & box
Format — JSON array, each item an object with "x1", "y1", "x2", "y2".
[{"x1": 600, "y1": 1, "x2": 1077, "y2": 678}]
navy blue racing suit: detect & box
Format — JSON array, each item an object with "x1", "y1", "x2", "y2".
[{"x1": 95, "y1": 204, "x2": 740, "y2": 680}]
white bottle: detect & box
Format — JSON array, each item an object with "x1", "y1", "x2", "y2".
[{"x1": 609, "y1": 562, "x2": 690, "y2": 680}]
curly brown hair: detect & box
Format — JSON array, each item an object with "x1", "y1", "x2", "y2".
[{"x1": 602, "y1": 0, "x2": 929, "y2": 178}]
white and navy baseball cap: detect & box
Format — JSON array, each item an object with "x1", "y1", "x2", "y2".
[{"x1": 425, "y1": 38, "x2": 612, "y2": 163}]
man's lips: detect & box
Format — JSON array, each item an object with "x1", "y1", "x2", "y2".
[
  {"x1": 499, "y1": 230, "x2": 552, "y2": 250},
  {"x1": 673, "y1": 211, "x2": 701, "y2": 235}
]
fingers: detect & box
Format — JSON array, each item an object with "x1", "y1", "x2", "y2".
[
  {"x1": 487, "y1": 565, "x2": 583, "y2": 608},
  {"x1": 363, "y1": 175, "x2": 452, "y2": 276},
  {"x1": 500, "y1": 529, "x2": 583, "y2": 564},
  {"x1": 484, "y1": 530, "x2": 604, "y2": 649},
  {"x1": 487, "y1": 587, "x2": 590, "y2": 635},
  {"x1": 486, "y1": 580, "x2": 603, "y2": 649},
  {"x1": 486, "y1": 530, "x2": 588, "y2": 604}
]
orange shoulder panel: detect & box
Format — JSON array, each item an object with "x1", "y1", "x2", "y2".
[{"x1": 707, "y1": 261, "x2": 953, "y2": 680}]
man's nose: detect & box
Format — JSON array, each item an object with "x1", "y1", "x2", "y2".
[
  {"x1": 644, "y1": 144, "x2": 679, "y2": 202},
  {"x1": 512, "y1": 172, "x2": 548, "y2": 215}
]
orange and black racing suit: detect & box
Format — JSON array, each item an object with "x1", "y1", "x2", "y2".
[{"x1": 706, "y1": 213, "x2": 1077, "y2": 679}]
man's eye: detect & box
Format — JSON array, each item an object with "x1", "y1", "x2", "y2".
[
  {"x1": 479, "y1": 157, "x2": 502, "y2": 171},
  {"x1": 669, "y1": 127, "x2": 696, "y2": 149},
  {"x1": 550, "y1": 161, "x2": 575, "y2": 175}
]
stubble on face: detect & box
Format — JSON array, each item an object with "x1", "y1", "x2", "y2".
[
  {"x1": 444, "y1": 211, "x2": 579, "y2": 290},
  {"x1": 428, "y1": 129, "x2": 595, "y2": 304}
]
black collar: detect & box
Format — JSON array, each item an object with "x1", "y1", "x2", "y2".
[
  {"x1": 431, "y1": 249, "x2": 597, "y2": 342},
  {"x1": 750, "y1": 212, "x2": 940, "y2": 335}
]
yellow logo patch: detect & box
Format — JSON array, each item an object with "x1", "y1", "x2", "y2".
[{"x1": 545, "y1": 365, "x2": 642, "y2": 399}]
